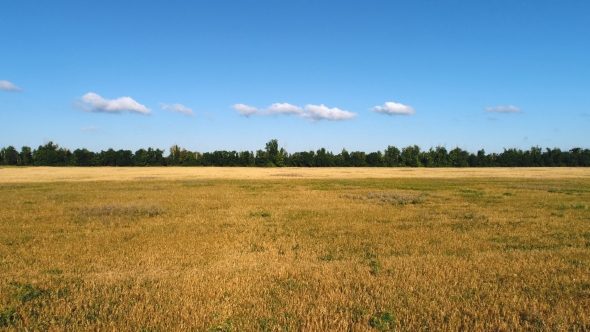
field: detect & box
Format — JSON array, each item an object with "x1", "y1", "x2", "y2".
[{"x1": 1, "y1": 167, "x2": 589, "y2": 331}]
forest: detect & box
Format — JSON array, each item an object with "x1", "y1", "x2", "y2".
[{"x1": 1, "y1": 140, "x2": 589, "y2": 167}]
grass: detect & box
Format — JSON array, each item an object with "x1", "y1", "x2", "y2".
[
  {"x1": 77, "y1": 203, "x2": 164, "y2": 218},
  {"x1": 342, "y1": 192, "x2": 424, "y2": 205},
  {"x1": 0, "y1": 167, "x2": 589, "y2": 330}
]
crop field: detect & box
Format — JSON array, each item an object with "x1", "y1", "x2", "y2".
[{"x1": 1, "y1": 167, "x2": 589, "y2": 331}]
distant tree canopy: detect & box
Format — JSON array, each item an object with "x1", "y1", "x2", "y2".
[{"x1": 1, "y1": 140, "x2": 589, "y2": 167}]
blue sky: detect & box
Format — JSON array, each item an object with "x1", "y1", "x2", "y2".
[{"x1": 1, "y1": 0, "x2": 589, "y2": 154}]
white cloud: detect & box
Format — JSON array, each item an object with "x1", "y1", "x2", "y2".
[
  {"x1": 77, "y1": 92, "x2": 151, "y2": 115},
  {"x1": 372, "y1": 102, "x2": 414, "y2": 115},
  {"x1": 232, "y1": 103, "x2": 303, "y2": 116},
  {"x1": 232, "y1": 103, "x2": 259, "y2": 116},
  {"x1": 303, "y1": 104, "x2": 357, "y2": 121},
  {"x1": 159, "y1": 103, "x2": 194, "y2": 116},
  {"x1": 267, "y1": 103, "x2": 303, "y2": 115},
  {"x1": 232, "y1": 102, "x2": 357, "y2": 121},
  {"x1": 485, "y1": 105, "x2": 522, "y2": 113},
  {"x1": 0, "y1": 80, "x2": 22, "y2": 92},
  {"x1": 82, "y1": 126, "x2": 100, "y2": 131}
]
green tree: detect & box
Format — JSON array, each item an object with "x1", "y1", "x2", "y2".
[
  {"x1": 255, "y1": 149, "x2": 271, "y2": 166},
  {"x1": 144, "y1": 148, "x2": 165, "y2": 166},
  {"x1": 578, "y1": 149, "x2": 590, "y2": 166},
  {"x1": 58, "y1": 147, "x2": 72, "y2": 165},
  {"x1": 265, "y1": 139, "x2": 286, "y2": 167},
  {"x1": 290, "y1": 151, "x2": 315, "y2": 167},
  {"x1": 420, "y1": 148, "x2": 436, "y2": 167},
  {"x1": 433, "y1": 146, "x2": 449, "y2": 167},
  {"x1": 335, "y1": 148, "x2": 351, "y2": 167},
  {"x1": 366, "y1": 151, "x2": 384, "y2": 167},
  {"x1": 19, "y1": 146, "x2": 33, "y2": 165},
  {"x1": 498, "y1": 148, "x2": 524, "y2": 167},
  {"x1": 168, "y1": 145, "x2": 182, "y2": 166},
  {"x1": 72, "y1": 149, "x2": 95, "y2": 166},
  {"x1": 475, "y1": 149, "x2": 487, "y2": 167},
  {"x1": 95, "y1": 149, "x2": 118, "y2": 166},
  {"x1": 349, "y1": 151, "x2": 367, "y2": 167},
  {"x1": 183, "y1": 151, "x2": 201, "y2": 166},
  {"x1": 1, "y1": 146, "x2": 19, "y2": 165},
  {"x1": 238, "y1": 151, "x2": 255, "y2": 166},
  {"x1": 530, "y1": 146, "x2": 544, "y2": 166},
  {"x1": 115, "y1": 150, "x2": 133, "y2": 166},
  {"x1": 33, "y1": 142, "x2": 61, "y2": 166},
  {"x1": 448, "y1": 147, "x2": 469, "y2": 167},
  {"x1": 401, "y1": 145, "x2": 422, "y2": 167},
  {"x1": 277, "y1": 147, "x2": 287, "y2": 167},
  {"x1": 315, "y1": 148, "x2": 334, "y2": 167},
  {"x1": 133, "y1": 149, "x2": 147, "y2": 166},
  {"x1": 383, "y1": 146, "x2": 401, "y2": 167}
]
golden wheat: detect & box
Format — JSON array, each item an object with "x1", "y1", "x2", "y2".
[
  {"x1": 0, "y1": 166, "x2": 589, "y2": 183},
  {"x1": 0, "y1": 167, "x2": 589, "y2": 331}
]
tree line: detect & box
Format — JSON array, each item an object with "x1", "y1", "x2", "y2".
[{"x1": 1, "y1": 140, "x2": 589, "y2": 167}]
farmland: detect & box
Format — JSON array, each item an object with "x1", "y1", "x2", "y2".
[{"x1": 1, "y1": 167, "x2": 589, "y2": 331}]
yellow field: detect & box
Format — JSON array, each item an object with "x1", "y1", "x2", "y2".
[
  {"x1": 1, "y1": 167, "x2": 589, "y2": 331},
  {"x1": 1, "y1": 166, "x2": 589, "y2": 182}
]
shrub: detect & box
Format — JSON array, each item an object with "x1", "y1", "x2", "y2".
[{"x1": 369, "y1": 311, "x2": 395, "y2": 331}]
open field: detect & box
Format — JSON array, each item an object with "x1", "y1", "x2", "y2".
[
  {"x1": 1, "y1": 166, "x2": 590, "y2": 182},
  {"x1": 1, "y1": 167, "x2": 589, "y2": 331}
]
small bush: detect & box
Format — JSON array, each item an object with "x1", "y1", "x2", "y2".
[
  {"x1": 79, "y1": 204, "x2": 164, "y2": 217},
  {"x1": 368, "y1": 192, "x2": 422, "y2": 204},
  {"x1": 318, "y1": 253, "x2": 335, "y2": 261},
  {"x1": 249, "y1": 211, "x2": 270, "y2": 217},
  {"x1": 208, "y1": 318, "x2": 235, "y2": 332},
  {"x1": 342, "y1": 192, "x2": 423, "y2": 205},
  {"x1": 12, "y1": 283, "x2": 43, "y2": 303},
  {"x1": 369, "y1": 260, "x2": 382, "y2": 276},
  {"x1": 250, "y1": 243, "x2": 265, "y2": 252},
  {"x1": 0, "y1": 305, "x2": 15, "y2": 327},
  {"x1": 45, "y1": 269, "x2": 63, "y2": 275},
  {"x1": 369, "y1": 311, "x2": 395, "y2": 331}
]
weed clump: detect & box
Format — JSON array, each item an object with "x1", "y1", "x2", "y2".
[
  {"x1": 79, "y1": 204, "x2": 164, "y2": 217},
  {"x1": 250, "y1": 243, "x2": 265, "y2": 252},
  {"x1": 0, "y1": 305, "x2": 15, "y2": 327},
  {"x1": 367, "y1": 192, "x2": 422, "y2": 204},
  {"x1": 343, "y1": 192, "x2": 423, "y2": 205},
  {"x1": 369, "y1": 260, "x2": 382, "y2": 276},
  {"x1": 249, "y1": 211, "x2": 271, "y2": 217},
  {"x1": 12, "y1": 283, "x2": 43, "y2": 303},
  {"x1": 369, "y1": 311, "x2": 395, "y2": 331}
]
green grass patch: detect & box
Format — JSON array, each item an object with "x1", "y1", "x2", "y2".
[
  {"x1": 249, "y1": 211, "x2": 271, "y2": 217},
  {"x1": 458, "y1": 189, "x2": 484, "y2": 197},
  {"x1": 11, "y1": 283, "x2": 44, "y2": 303},
  {"x1": 369, "y1": 311, "x2": 395, "y2": 331},
  {"x1": 0, "y1": 305, "x2": 15, "y2": 327}
]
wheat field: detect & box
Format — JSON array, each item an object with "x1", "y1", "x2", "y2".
[{"x1": 1, "y1": 167, "x2": 589, "y2": 331}]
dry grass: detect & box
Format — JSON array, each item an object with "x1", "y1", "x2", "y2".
[
  {"x1": 0, "y1": 168, "x2": 589, "y2": 330},
  {"x1": 0, "y1": 166, "x2": 589, "y2": 183},
  {"x1": 342, "y1": 192, "x2": 424, "y2": 205}
]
